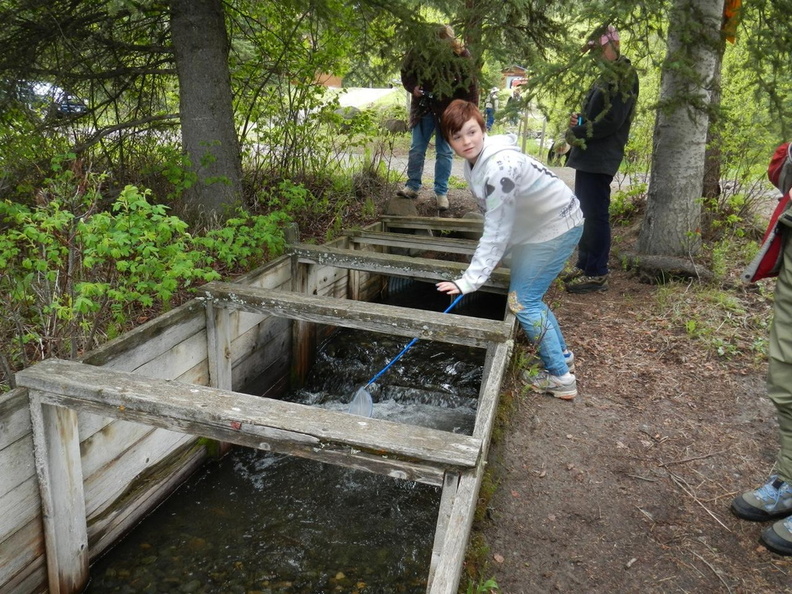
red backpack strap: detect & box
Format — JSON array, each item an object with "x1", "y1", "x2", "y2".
[{"x1": 768, "y1": 142, "x2": 792, "y2": 194}]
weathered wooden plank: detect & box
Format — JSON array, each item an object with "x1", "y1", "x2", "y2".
[
  {"x1": 427, "y1": 468, "x2": 483, "y2": 594},
  {"x1": 291, "y1": 260, "x2": 318, "y2": 388},
  {"x1": 84, "y1": 430, "x2": 195, "y2": 519},
  {"x1": 231, "y1": 316, "x2": 291, "y2": 393},
  {"x1": 1, "y1": 556, "x2": 47, "y2": 594},
  {"x1": 0, "y1": 388, "x2": 31, "y2": 450},
  {"x1": 87, "y1": 441, "x2": 207, "y2": 558},
  {"x1": 80, "y1": 300, "x2": 205, "y2": 370},
  {"x1": 28, "y1": 393, "x2": 89, "y2": 593},
  {"x1": 289, "y1": 243, "x2": 509, "y2": 292},
  {"x1": 199, "y1": 283, "x2": 511, "y2": 349},
  {"x1": 380, "y1": 215, "x2": 484, "y2": 234},
  {"x1": 0, "y1": 521, "x2": 46, "y2": 594},
  {"x1": 473, "y1": 341, "x2": 514, "y2": 440},
  {"x1": 174, "y1": 358, "x2": 210, "y2": 386},
  {"x1": 206, "y1": 302, "x2": 233, "y2": 391},
  {"x1": 0, "y1": 477, "x2": 40, "y2": 544},
  {"x1": 348, "y1": 230, "x2": 479, "y2": 255},
  {"x1": 0, "y1": 557, "x2": 47, "y2": 594},
  {"x1": 427, "y1": 340, "x2": 513, "y2": 594},
  {"x1": 17, "y1": 360, "x2": 482, "y2": 480},
  {"x1": 229, "y1": 254, "x2": 292, "y2": 288},
  {"x1": 428, "y1": 472, "x2": 459, "y2": 584},
  {"x1": 0, "y1": 435, "x2": 36, "y2": 498},
  {"x1": 80, "y1": 419, "x2": 156, "y2": 478}
]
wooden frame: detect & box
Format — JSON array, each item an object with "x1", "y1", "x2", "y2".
[{"x1": 11, "y1": 216, "x2": 518, "y2": 594}]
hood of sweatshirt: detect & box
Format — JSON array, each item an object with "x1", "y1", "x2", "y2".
[{"x1": 470, "y1": 133, "x2": 521, "y2": 172}]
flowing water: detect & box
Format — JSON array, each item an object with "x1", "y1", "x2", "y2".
[{"x1": 84, "y1": 284, "x2": 505, "y2": 594}]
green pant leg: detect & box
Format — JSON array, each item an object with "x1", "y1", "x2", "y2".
[{"x1": 769, "y1": 234, "x2": 792, "y2": 484}]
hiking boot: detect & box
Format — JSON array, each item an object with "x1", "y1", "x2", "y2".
[
  {"x1": 559, "y1": 268, "x2": 583, "y2": 283},
  {"x1": 396, "y1": 186, "x2": 418, "y2": 199},
  {"x1": 565, "y1": 274, "x2": 609, "y2": 294},
  {"x1": 435, "y1": 194, "x2": 449, "y2": 210},
  {"x1": 731, "y1": 476, "x2": 792, "y2": 521},
  {"x1": 523, "y1": 370, "x2": 577, "y2": 400},
  {"x1": 761, "y1": 516, "x2": 792, "y2": 556}
]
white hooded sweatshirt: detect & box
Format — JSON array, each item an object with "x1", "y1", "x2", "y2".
[{"x1": 454, "y1": 133, "x2": 584, "y2": 294}]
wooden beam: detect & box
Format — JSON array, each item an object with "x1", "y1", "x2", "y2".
[
  {"x1": 288, "y1": 244, "x2": 510, "y2": 292},
  {"x1": 428, "y1": 340, "x2": 514, "y2": 593},
  {"x1": 16, "y1": 360, "x2": 483, "y2": 488},
  {"x1": 347, "y1": 230, "x2": 479, "y2": 256},
  {"x1": 379, "y1": 215, "x2": 484, "y2": 234},
  {"x1": 199, "y1": 283, "x2": 512, "y2": 349}
]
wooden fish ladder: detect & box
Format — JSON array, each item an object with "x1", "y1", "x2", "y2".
[{"x1": 14, "y1": 215, "x2": 516, "y2": 594}]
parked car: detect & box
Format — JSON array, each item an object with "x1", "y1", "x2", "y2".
[
  {"x1": 15, "y1": 81, "x2": 88, "y2": 119},
  {"x1": 50, "y1": 92, "x2": 88, "y2": 118}
]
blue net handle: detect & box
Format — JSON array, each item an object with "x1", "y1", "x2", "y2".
[{"x1": 362, "y1": 293, "x2": 465, "y2": 389}]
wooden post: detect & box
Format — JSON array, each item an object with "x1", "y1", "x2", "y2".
[
  {"x1": 206, "y1": 301, "x2": 233, "y2": 391},
  {"x1": 28, "y1": 391, "x2": 89, "y2": 594},
  {"x1": 290, "y1": 257, "x2": 317, "y2": 388},
  {"x1": 205, "y1": 301, "x2": 234, "y2": 455}
]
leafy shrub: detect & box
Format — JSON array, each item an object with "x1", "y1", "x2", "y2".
[{"x1": 0, "y1": 157, "x2": 220, "y2": 379}]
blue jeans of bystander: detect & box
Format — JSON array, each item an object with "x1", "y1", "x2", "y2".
[
  {"x1": 508, "y1": 224, "x2": 584, "y2": 376},
  {"x1": 405, "y1": 112, "x2": 453, "y2": 196}
]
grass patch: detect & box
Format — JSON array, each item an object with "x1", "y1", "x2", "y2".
[{"x1": 652, "y1": 281, "x2": 771, "y2": 363}]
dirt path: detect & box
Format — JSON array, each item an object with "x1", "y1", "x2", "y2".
[
  {"x1": 481, "y1": 272, "x2": 791, "y2": 593},
  {"x1": 404, "y1": 175, "x2": 792, "y2": 593}
]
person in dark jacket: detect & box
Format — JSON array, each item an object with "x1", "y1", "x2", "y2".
[
  {"x1": 397, "y1": 24, "x2": 478, "y2": 211},
  {"x1": 563, "y1": 25, "x2": 639, "y2": 293}
]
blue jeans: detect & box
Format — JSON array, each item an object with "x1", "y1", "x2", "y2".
[
  {"x1": 508, "y1": 225, "x2": 583, "y2": 376},
  {"x1": 574, "y1": 170, "x2": 613, "y2": 276},
  {"x1": 485, "y1": 107, "x2": 495, "y2": 130},
  {"x1": 406, "y1": 112, "x2": 453, "y2": 196}
]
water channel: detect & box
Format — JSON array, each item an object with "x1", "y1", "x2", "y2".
[{"x1": 84, "y1": 283, "x2": 506, "y2": 594}]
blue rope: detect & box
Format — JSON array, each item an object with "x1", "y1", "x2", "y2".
[{"x1": 363, "y1": 293, "x2": 465, "y2": 389}]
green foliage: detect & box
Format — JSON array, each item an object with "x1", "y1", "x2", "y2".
[
  {"x1": 654, "y1": 282, "x2": 770, "y2": 362},
  {"x1": 197, "y1": 210, "x2": 288, "y2": 270},
  {"x1": 465, "y1": 577, "x2": 501, "y2": 594},
  {"x1": 610, "y1": 182, "x2": 647, "y2": 225},
  {"x1": 0, "y1": 158, "x2": 220, "y2": 372},
  {"x1": 195, "y1": 181, "x2": 304, "y2": 270}
]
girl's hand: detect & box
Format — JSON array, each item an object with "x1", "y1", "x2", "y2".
[{"x1": 436, "y1": 281, "x2": 461, "y2": 296}]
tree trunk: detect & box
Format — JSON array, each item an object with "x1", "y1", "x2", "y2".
[
  {"x1": 702, "y1": 39, "x2": 726, "y2": 199},
  {"x1": 637, "y1": 0, "x2": 725, "y2": 257},
  {"x1": 170, "y1": 0, "x2": 242, "y2": 227}
]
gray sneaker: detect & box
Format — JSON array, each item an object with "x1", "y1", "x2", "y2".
[
  {"x1": 732, "y1": 476, "x2": 792, "y2": 521},
  {"x1": 396, "y1": 186, "x2": 418, "y2": 199},
  {"x1": 762, "y1": 516, "x2": 792, "y2": 556},
  {"x1": 435, "y1": 194, "x2": 449, "y2": 210},
  {"x1": 523, "y1": 370, "x2": 577, "y2": 400}
]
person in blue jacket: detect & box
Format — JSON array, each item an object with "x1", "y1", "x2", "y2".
[{"x1": 563, "y1": 25, "x2": 639, "y2": 294}]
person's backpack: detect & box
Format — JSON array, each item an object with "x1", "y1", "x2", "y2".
[{"x1": 742, "y1": 142, "x2": 792, "y2": 283}]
